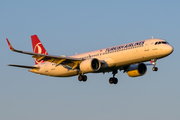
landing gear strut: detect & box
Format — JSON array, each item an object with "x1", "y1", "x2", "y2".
[
  {"x1": 109, "y1": 70, "x2": 118, "y2": 84},
  {"x1": 151, "y1": 59, "x2": 158, "y2": 71},
  {"x1": 78, "y1": 74, "x2": 87, "y2": 82}
]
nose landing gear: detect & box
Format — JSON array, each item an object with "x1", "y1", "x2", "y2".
[
  {"x1": 151, "y1": 59, "x2": 158, "y2": 71},
  {"x1": 152, "y1": 67, "x2": 158, "y2": 71}
]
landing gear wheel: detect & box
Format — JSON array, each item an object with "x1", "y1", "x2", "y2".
[
  {"x1": 152, "y1": 67, "x2": 158, "y2": 71},
  {"x1": 109, "y1": 78, "x2": 114, "y2": 84},
  {"x1": 78, "y1": 75, "x2": 83, "y2": 81},
  {"x1": 113, "y1": 78, "x2": 118, "y2": 84},
  {"x1": 109, "y1": 77, "x2": 118, "y2": 84},
  {"x1": 83, "y1": 75, "x2": 87, "y2": 82},
  {"x1": 78, "y1": 74, "x2": 87, "y2": 82}
]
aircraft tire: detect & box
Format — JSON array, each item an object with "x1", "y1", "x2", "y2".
[
  {"x1": 109, "y1": 78, "x2": 114, "y2": 84},
  {"x1": 83, "y1": 75, "x2": 87, "y2": 82},
  {"x1": 113, "y1": 78, "x2": 118, "y2": 84},
  {"x1": 109, "y1": 77, "x2": 118, "y2": 84},
  {"x1": 152, "y1": 67, "x2": 158, "y2": 71},
  {"x1": 78, "y1": 75, "x2": 83, "y2": 81}
]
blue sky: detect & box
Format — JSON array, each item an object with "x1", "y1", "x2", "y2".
[{"x1": 0, "y1": 0, "x2": 180, "y2": 120}]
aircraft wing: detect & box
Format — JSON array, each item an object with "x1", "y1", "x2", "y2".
[{"x1": 6, "y1": 38, "x2": 84, "y2": 68}]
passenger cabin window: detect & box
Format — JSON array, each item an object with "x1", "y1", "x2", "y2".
[{"x1": 155, "y1": 41, "x2": 168, "y2": 45}]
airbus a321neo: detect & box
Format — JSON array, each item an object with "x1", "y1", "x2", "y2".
[{"x1": 6, "y1": 35, "x2": 173, "y2": 84}]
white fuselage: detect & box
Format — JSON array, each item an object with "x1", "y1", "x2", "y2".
[{"x1": 30, "y1": 38, "x2": 173, "y2": 77}]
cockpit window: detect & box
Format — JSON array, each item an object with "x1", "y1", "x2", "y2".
[
  {"x1": 155, "y1": 41, "x2": 168, "y2": 45},
  {"x1": 162, "y1": 42, "x2": 167, "y2": 44}
]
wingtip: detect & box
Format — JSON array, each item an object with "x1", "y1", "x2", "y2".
[{"x1": 6, "y1": 38, "x2": 13, "y2": 50}]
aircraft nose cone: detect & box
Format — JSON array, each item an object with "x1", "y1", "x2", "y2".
[{"x1": 166, "y1": 45, "x2": 174, "y2": 54}]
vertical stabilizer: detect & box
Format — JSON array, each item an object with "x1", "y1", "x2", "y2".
[{"x1": 31, "y1": 35, "x2": 48, "y2": 64}]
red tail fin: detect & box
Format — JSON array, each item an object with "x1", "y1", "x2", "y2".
[{"x1": 31, "y1": 35, "x2": 48, "y2": 65}]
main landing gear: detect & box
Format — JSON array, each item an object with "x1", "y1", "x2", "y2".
[
  {"x1": 109, "y1": 70, "x2": 118, "y2": 84},
  {"x1": 151, "y1": 59, "x2": 158, "y2": 71},
  {"x1": 78, "y1": 74, "x2": 87, "y2": 82}
]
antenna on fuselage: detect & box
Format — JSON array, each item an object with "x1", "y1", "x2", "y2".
[{"x1": 152, "y1": 36, "x2": 154, "y2": 39}]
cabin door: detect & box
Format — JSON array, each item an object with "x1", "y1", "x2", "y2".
[{"x1": 144, "y1": 40, "x2": 150, "y2": 51}]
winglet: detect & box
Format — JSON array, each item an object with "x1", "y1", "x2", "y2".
[{"x1": 6, "y1": 38, "x2": 14, "y2": 50}]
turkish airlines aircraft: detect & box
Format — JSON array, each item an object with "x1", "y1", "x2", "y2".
[{"x1": 6, "y1": 35, "x2": 173, "y2": 84}]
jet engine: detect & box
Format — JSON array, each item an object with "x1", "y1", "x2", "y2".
[
  {"x1": 127, "y1": 63, "x2": 147, "y2": 77},
  {"x1": 79, "y1": 58, "x2": 101, "y2": 73}
]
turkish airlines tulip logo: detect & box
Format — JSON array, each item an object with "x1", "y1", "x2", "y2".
[{"x1": 33, "y1": 42, "x2": 47, "y2": 64}]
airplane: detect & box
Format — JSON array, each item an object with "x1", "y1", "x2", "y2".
[{"x1": 6, "y1": 35, "x2": 173, "y2": 84}]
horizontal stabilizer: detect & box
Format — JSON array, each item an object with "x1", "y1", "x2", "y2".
[{"x1": 8, "y1": 64, "x2": 39, "y2": 69}]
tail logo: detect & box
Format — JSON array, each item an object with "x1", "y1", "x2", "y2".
[
  {"x1": 33, "y1": 42, "x2": 47, "y2": 64},
  {"x1": 34, "y1": 43, "x2": 42, "y2": 54}
]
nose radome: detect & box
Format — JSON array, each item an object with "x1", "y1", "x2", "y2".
[{"x1": 166, "y1": 45, "x2": 174, "y2": 54}]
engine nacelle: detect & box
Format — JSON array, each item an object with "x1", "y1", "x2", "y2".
[
  {"x1": 79, "y1": 58, "x2": 101, "y2": 73},
  {"x1": 127, "y1": 63, "x2": 147, "y2": 77}
]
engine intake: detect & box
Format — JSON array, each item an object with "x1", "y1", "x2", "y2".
[
  {"x1": 127, "y1": 63, "x2": 147, "y2": 77},
  {"x1": 79, "y1": 58, "x2": 101, "y2": 73}
]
